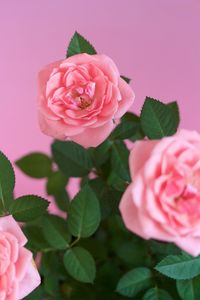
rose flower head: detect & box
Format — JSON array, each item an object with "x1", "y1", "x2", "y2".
[
  {"x1": 120, "y1": 129, "x2": 200, "y2": 256},
  {"x1": 0, "y1": 215, "x2": 40, "y2": 299},
  {"x1": 38, "y1": 53, "x2": 135, "y2": 148}
]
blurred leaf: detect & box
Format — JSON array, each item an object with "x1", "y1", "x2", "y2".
[
  {"x1": 9, "y1": 195, "x2": 49, "y2": 222},
  {"x1": 44, "y1": 275, "x2": 60, "y2": 297},
  {"x1": 176, "y1": 275, "x2": 200, "y2": 300},
  {"x1": 67, "y1": 31, "x2": 97, "y2": 57},
  {"x1": 23, "y1": 225, "x2": 50, "y2": 252},
  {"x1": 140, "y1": 97, "x2": 180, "y2": 139},
  {"x1": 0, "y1": 151, "x2": 15, "y2": 212},
  {"x1": 107, "y1": 172, "x2": 127, "y2": 192},
  {"x1": 64, "y1": 247, "x2": 96, "y2": 283},
  {"x1": 16, "y1": 152, "x2": 52, "y2": 178},
  {"x1": 143, "y1": 287, "x2": 173, "y2": 300},
  {"x1": 67, "y1": 184, "x2": 101, "y2": 238},
  {"x1": 43, "y1": 215, "x2": 71, "y2": 249},
  {"x1": 54, "y1": 190, "x2": 70, "y2": 212},
  {"x1": 116, "y1": 240, "x2": 149, "y2": 267},
  {"x1": 52, "y1": 140, "x2": 93, "y2": 177},
  {"x1": 46, "y1": 171, "x2": 68, "y2": 196},
  {"x1": 23, "y1": 287, "x2": 45, "y2": 300},
  {"x1": 155, "y1": 253, "x2": 200, "y2": 280},
  {"x1": 116, "y1": 267, "x2": 153, "y2": 297}
]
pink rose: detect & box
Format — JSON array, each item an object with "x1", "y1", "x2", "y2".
[
  {"x1": 120, "y1": 130, "x2": 200, "y2": 256},
  {"x1": 0, "y1": 215, "x2": 40, "y2": 299},
  {"x1": 38, "y1": 53, "x2": 134, "y2": 148}
]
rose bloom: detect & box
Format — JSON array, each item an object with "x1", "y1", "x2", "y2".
[
  {"x1": 120, "y1": 130, "x2": 200, "y2": 256},
  {"x1": 0, "y1": 215, "x2": 40, "y2": 299},
  {"x1": 38, "y1": 53, "x2": 134, "y2": 148}
]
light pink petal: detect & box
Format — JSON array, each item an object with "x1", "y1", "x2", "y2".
[
  {"x1": 38, "y1": 60, "x2": 63, "y2": 92},
  {"x1": 46, "y1": 72, "x2": 63, "y2": 98},
  {"x1": 114, "y1": 78, "x2": 135, "y2": 118},
  {"x1": 38, "y1": 112, "x2": 84, "y2": 140},
  {"x1": 71, "y1": 120, "x2": 114, "y2": 148},
  {"x1": 119, "y1": 184, "x2": 149, "y2": 239},
  {"x1": 18, "y1": 261, "x2": 41, "y2": 300},
  {"x1": 175, "y1": 237, "x2": 200, "y2": 256},
  {"x1": 6, "y1": 281, "x2": 18, "y2": 300},
  {"x1": 0, "y1": 216, "x2": 27, "y2": 247},
  {"x1": 129, "y1": 140, "x2": 159, "y2": 180},
  {"x1": 15, "y1": 248, "x2": 32, "y2": 281},
  {"x1": 62, "y1": 54, "x2": 120, "y2": 85}
]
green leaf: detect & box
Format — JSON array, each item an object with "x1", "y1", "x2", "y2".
[
  {"x1": 121, "y1": 75, "x2": 131, "y2": 84},
  {"x1": 116, "y1": 267, "x2": 153, "y2": 297},
  {"x1": 107, "y1": 172, "x2": 127, "y2": 192},
  {"x1": 16, "y1": 152, "x2": 52, "y2": 178},
  {"x1": 23, "y1": 225, "x2": 50, "y2": 252},
  {"x1": 54, "y1": 190, "x2": 70, "y2": 212},
  {"x1": 111, "y1": 113, "x2": 144, "y2": 141},
  {"x1": 89, "y1": 178, "x2": 121, "y2": 219},
  {"x1": 66, "y1": 31, "x2": 97, "y2": 58},
  {"x1": 44, "y1": 275, "x2": 60, "y2": 297},
  {"x1": 67, "y1": 184, "x2": 101, "y2": 238},
  {"x1": 111, "y1": 141, "x2": 130, "y2": 182},
  {"x1": 0, "y1": 151, "x2": 15, "y2": 212},
  {"x1": 140, "y1": 97, "x2": 180, "y2": 139},
  {"x1": 9, "y1": 195, "x2": 49, "y2": 222},
  {"x1": 155, "y1": 254, "x2": 200, "y2": 280},
  {"x1": 43, "y1": 215, "x2": 70, "y2": 249},
  {"x1": 46, "y1": 171, "x2": 68, "y2": 196},
  {"x1": 64, "y1": 247, "x2": 96, "y2": 283},
  {"x1": 176, "y1": 276, "x2": 200, "y2": 300},
  {"x1": 52, "y1": 140, "x2": 93, "y2": 177},
  {"x1": 89, "y1": 139, "x2": 113, "y2": 167},
  {"x1": 143, "y1": 287, "x2": 173, "y2": 300}
]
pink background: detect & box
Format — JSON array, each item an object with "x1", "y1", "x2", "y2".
[{"x1": 0, "y1": 0, "x2": 200, "y2": 199}]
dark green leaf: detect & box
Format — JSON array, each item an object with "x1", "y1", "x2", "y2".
[
  {"x1": 64, "y1": 247, "x2": 96, "y2": 283},
  {"x1": 43, "y1": 215, "x2": 70, "y2": 249},
  {"x1": 0, "y1": 151, "x2": 15, "y2": 212},
  {"x1": 23, "y1": 225, "x2": 50, "y2": 252},
  {"x1": 52, "y1": 140, "x2": 93, "y2": 177},
  {"x1": 16, "y1": 152, "x2": 52, "y2": 178},
  {"x1": 9, "y1": 195, "x2": 49, "y2": 222},
  {"x1": 140, "y1": 97, "x2": 180, "y2": 139},
  {"x1": 67, "y1": 184, "x2": 101, "y2": 238},
  {"x1": 143, "y1": 287, "x2": 173, "y2": 300},
  {"x1": 54, "y1": 190, "x2": 70, "y2": 212},
  {"x1": 111, "y1": 141, "x2": 130, "y2": 182},
  {"x1": 111, "y1": 113, "x2": 144, "y2": 141},
  {"x1": 89, "y1": 140, "x2": 113, "y2": 167},
  {"x1": 116, "y1": 267, "x2": 153, "y2": 297},
  {"x1": 155, "y1": 254, "x2": 200, "y2": 280},
  {"x1": 89, "y1": 178, "x2": 122, "y2": 219},
  {"x1": 66, "y1": 31, "x2": 97, "y2": 57},
  {"x1": 120, "y1": 75, "x2": 131, "y2": 84},
  {"x1": 46, "y1": 171, "x2": 68, "y2": 196},
  {"x1": 177, "y1": 275, "x2": 200, "y2": 300}
]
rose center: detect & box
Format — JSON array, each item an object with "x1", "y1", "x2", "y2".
[{"x1": 68, "y1": 81, "x2": 95, "y2": 110}]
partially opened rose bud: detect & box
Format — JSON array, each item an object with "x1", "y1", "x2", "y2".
[
  {"x1": 38, "y1": 53, "x2": 135, "y2": 148},
  {"x1": 0, "y1": 215, "x2": 40, "y2": 299},
  {"x1": 120, "y1": 129, "x2": 200, "y2": 256}
]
